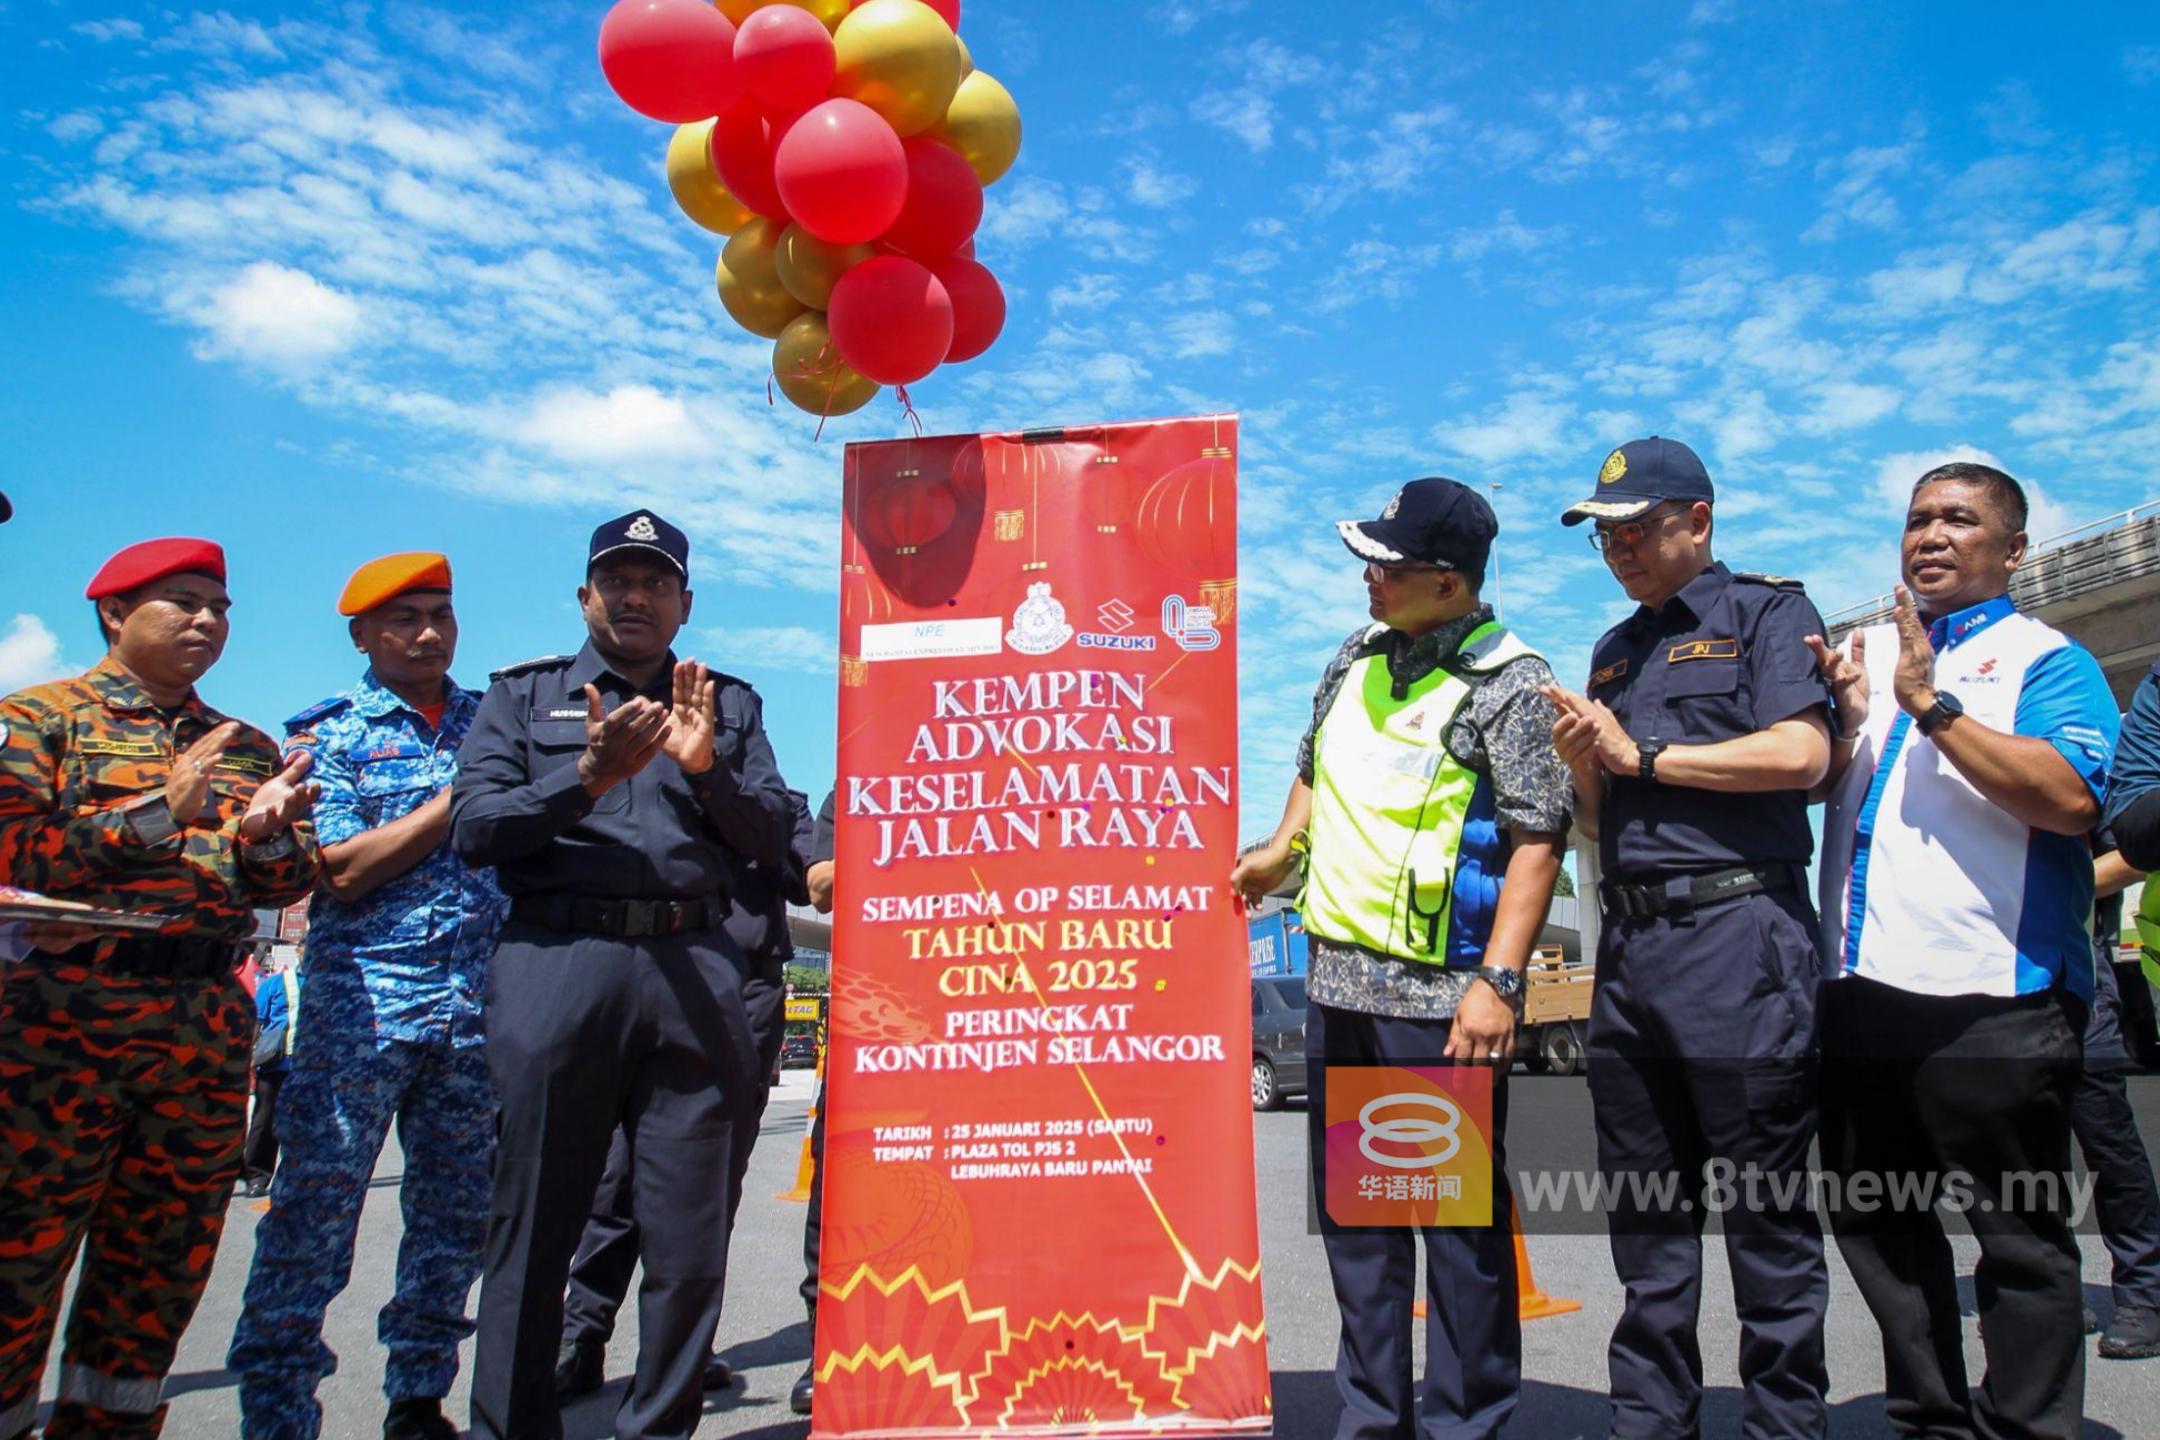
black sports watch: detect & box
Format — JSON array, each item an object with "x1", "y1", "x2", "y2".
[
  {"x1": 1637, "y1": 736, "x2": 1667, "y2": 783},
  {"x1": 1917, "y1": 690, "x2": 1964, "y2": 737}
]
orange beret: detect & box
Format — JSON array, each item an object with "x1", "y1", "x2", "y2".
[
  {"x1": 85, "y1": 537, "x2": 226, "y2": 599},
  {"x1": 338, "y1": 552, "x2": 453, "y2": 616}
]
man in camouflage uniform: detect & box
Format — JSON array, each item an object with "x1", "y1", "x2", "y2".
[
  {"x1": 0, "y1": 537, "x2": 320, "y2": 1440},
  {"x1": 227, "y1": 553, "x2": 506, "y2": 1440}
]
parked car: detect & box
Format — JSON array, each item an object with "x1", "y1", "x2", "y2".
[
  {"x1": 1250, "y1": 975, "x2": 1308, "y2": 1111},
  {"x1": 780, "y1": 1032, "x2": 819, "y2": 1069}
]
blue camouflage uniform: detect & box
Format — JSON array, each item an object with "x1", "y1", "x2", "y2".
[{"x1": 227, "y1": 670, "x2": 508, "y2": 1440}]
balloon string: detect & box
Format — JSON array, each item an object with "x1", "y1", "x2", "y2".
[{"x1": 895, "y1": 385, "x2": 924, "y2": 437}]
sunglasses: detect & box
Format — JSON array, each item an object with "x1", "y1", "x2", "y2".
[{"x1": 1589, "y1": 506, "x2": 1685, "y2": 553}]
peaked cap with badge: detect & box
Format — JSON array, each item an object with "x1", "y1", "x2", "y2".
[
  {"x1": 589, "y1": 511, "x2": 689, "y2": 579},
  {"x1": 1336, "y1": 476, "x2": 1499, "y2": 575},
  {"x1": 1561, "y1": 436, "x2": 1715, "y2": 526}
]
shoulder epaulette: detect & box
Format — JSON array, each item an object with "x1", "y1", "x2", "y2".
[
  {"x1": 285, "y1": 695, "x2": 352, "y2": 732},
  {"x1": 1734, "y1": 571, "x2": 1806, "y2": 592},
  {"x1": 489, "y1": 654, "x2": 572, "y2": 683},
  {"x1": 707, "y1": 668, "x2": 760, "y2": 695}
]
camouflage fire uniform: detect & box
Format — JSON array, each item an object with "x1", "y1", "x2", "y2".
[{"x1": 0, "y1": 656, "x2": 318, "y2": 1439}]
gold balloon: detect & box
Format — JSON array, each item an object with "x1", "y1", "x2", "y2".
[
  {"x1": 931, "y1": 70, "x2": 1020, "y2": 185},
  {"x1": 832, "y1": 0, "x2": 962, "y2": 138},
  {"x1": 775, "y1": 224, "x2": 876, "y2": 309},
  {"x1": 666, "y1": 120, "x2": 754, "y2": 235},
  {"x1": 716, "y1": 219, "x2": 809, "y2": 339},
  {"x1": 774, "y1": 312, "x2": 880, "y2": 416},
  {"x1": 956, "y1": 34, "x2": 973, "y2": 77},
  {"x1": 717, "y1": 0, "x2": 850, "y2": 28}
]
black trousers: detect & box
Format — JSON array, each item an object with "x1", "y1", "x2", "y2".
[
  {"x1": 469, "y1": 923, "x2": 759, "y2": 1440},
  {"x1": 561, "y1": 961, "x2": 787, "y2": 1347},
  {"x1": 1820, "y1": 976, "x2": 2085, "y2": 1440},
  {"x1": 2071, "y1": 956, "x2": 2160, "y2": 1312},
  {"x1": 800, "y1": 1097, "x2": 826, "y2": 1322},
  {"x1": 1589, "y1": 890, "x2": 1828, "y2": 1440},
  {"x1": 244, "y1": 1066, "x2": 286, "y2": 1188},
  {"x1": 1305, "y1": 1001, "x2": 1519, "y2": 1440}
]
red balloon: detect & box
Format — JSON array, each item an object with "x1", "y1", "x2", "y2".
[
  {"x1": 734, "y1": 5, "x2": 835, "y2": 115},
  {"x1": 928, "y1": 255, "x2": 1003, "y2": 363},
  {"x1": 711, "y1": 97, "x2": 792, "y2": 220},
  {"x1": 775, "y1": 99, "x2": 908, "y2": 246},
  {"x1": 829, "y1": 256, "x2": 954, "y2": 385},
  {"x1": 598, "y1": 0, "x2": 740, "y2": 124},
  {"x1": 879, "y1": 137, "x2": 983, "y2": 259},
  {"x1": 852, "y1": 0, "x2": 960, "y2": 29}
]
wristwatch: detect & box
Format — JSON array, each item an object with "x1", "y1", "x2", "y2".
[
  {"x1": 1637, "y1": 736, "x2": 1668, "y2": 783},
  {"x1": 1917, "y1": 690, "x2": 1964, "y2": 737},
  {"x1": 123, "y1": 795, "x2": 182, "y2": 848},
  {"x1": 1470, "y1": 965, "x2": 1524, "y2": 1001}
]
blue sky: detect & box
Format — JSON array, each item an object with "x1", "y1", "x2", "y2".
[{"x1": 3, "y1": 0, "x2": 2158, "y2": 830}]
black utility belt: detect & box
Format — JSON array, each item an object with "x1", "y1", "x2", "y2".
[
  {"x1": 1600, "y1": 862, "x2": 1802, "y2": 922},
  {"x1": 510, "y1": 894, "x2": 718, "y2": 938},
  {"x1": 95, "y1": 934, "x2": 244, "y2": 981}
]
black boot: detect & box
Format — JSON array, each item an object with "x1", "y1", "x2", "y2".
[
  {"x1": 553, "y1": 1335, "x2": 605, "y2": 1399},
  {"x1": 2101, "y1": 1303, "x2": 2160, "y2": 1359},
  {"x1": 383, "y1": 1396, "x2": 459, "y2": 1440},
  {"x1": 790, "y1": 1365, "x2": 814, "y2": 1416},
  {"x1": 702, "y1": 1352, "x2": 734, "y2": 1391}
]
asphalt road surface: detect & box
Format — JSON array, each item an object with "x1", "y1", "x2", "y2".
[{"x1": 32, "y1": 1068, "x2": 2160, "y2": 1438}]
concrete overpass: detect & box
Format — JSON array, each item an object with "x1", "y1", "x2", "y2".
[{"x1": 1825, "y1": 500, "x2": 2160, "y2": 706}]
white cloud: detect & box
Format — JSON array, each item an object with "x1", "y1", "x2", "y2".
[
  {"x1": 1191, "y1": 89, "x2": 1276, "y2": 153},
  {"x1": 978, "y1": 175, "x2": 1070, "y2": 249},
  {"x1": 1049, "y1": 273, "x2": 1122, "y2": 313},
  {"x1": 697, "y1": 625, "x2": 837, "y2": 675},
  {"x1": 0, "y1": 616, "x2": 79, "y2": 696},
  {"x1": 71, "y1": 18, "x2": 144, "y2": 42},
  {"x1": 515, "y1": 385, "x2": 704, "y2": 465},
  {"x1": 1803, "y1": 142, "x2": 1917, "y2": 244},
  {"x1": 1437, "y1": 389, "x2": 1577, "y2": 467},
  {"x1": 192, "y1": 261, "x2": 365, "y2": 367},
  {"x1": 1121, "y1": 158, "x2": 1198, "y2": 209},
  {"x1": 2126, "y1": 46, "x2": 2160, "y2": 84},
  {"x1": 1160, "y1": 309, "x2": 1235, "y2": 359}
]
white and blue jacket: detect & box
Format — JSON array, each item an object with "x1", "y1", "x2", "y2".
[{"x1": 1819, "y1": 596, "x2": 2117, "y2": 1001}]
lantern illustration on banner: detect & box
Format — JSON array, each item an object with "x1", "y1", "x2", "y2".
[
  {"x1": 874, "y1": 470, "x2": 959, "y2": 555},
  {"x1": 1133, "y1": 443, "x2": 1237, "y2": 623}
]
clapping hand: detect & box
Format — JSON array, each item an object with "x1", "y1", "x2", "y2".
[
  {"x1": 663, "y1": 661, "x2": 718, "y2": 776},
  {"x1": 239, "y1": 750, "x2": 321, "y2": 842},
  {"x1": 1803, "y1": 631, "x2": 1868, "y2": 733},
  {"x1": 1540, "y1": 684, "x2": 1639, "y2": 778},
  {"x1": 577, "y1": 684, "x2": 671, "y2": 795},
  {"x1": 1889, "y1": 585, "x2": 1938, "y2": 718},
  {"x1": 166, "y1": 722, "x2": 241, "y2": 825}
]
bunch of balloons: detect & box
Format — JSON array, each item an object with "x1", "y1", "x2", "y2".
[{"x1": 600, "y1": 0, "x2": 1022, "y2": 419}]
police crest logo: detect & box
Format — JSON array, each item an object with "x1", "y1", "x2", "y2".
[
  {"x1": 1005, "y1": 581, "x2": 1074, "y2": 655},
  {"x1": 1598, "y1": 449, "x2": 1628, "y2": 485},
  {"x1": 1382, "y1": 491, "x2": 1403, "y2": 520},
  {"x1": 625, "y1": 514, "x2": 660, "y2": 542}
]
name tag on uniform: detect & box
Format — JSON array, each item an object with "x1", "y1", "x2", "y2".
[
  {"x1": 535, "y1": 707, "x2": 590, "y2": 722},
  {"x1": 1667, "y1": 638, "x2": 1739, "y2": 663},
  {"x1": 1591, "y1": 659, "x2": 1628, "y2": 687},
  {"x1": 216, "y1": 755, "x2": 276, "y2": 777},
  {"x1": 79, "y1": 739, "x2": 161, "y2": 758},
  {"x1": 361, "y1": 745, "x2": 428, "y2": 763}
]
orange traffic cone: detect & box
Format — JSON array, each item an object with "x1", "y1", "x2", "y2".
[
  {"x1": 777, "y1": 1043, "x2": 824, "y2": 1203},
  {"x1": 1412, "y1": 1197, "x2": 1579, "y2": 1322}
]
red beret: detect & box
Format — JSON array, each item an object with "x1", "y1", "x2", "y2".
[
  {"x1": 85, "y1": 538, "x2": 227, "y2": 600},
  {"x1": 339, "y1": 552, "x2": 453, "y2": 616}
]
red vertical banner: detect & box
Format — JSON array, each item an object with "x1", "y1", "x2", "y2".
[{"x1": 819, "y1": 415, "x2": 1269, "y2": 1438}]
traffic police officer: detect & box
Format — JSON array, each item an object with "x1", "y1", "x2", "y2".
[
  {"x1": 556, "y1": 787, "x2": 816, "y2": 1397},
  {"x1": 1544, "y1": 438, "x2": 1835, "y2": 1440},
  {"x1": 227, "y1": 553, "x2": 507, "y2": 1440},
  {"x1": 0, "y1": 538, "x2": 320, "y2": 1439},
  {"x1": 1233, "y1": 478, "x2": 1570, "y2": 1440},
  {"x1": 452, "y1": 511, "x2": 793, "y2": 1440}
]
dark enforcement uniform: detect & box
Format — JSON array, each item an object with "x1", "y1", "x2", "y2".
[
  {"x1": 560, "y1": 786, "x2": 817, "y2": 1359},
  {"x1": 1582, "y1": 558, "x2": 1834, "y2": 1440},
  {"x1": 452, "y1": 623, "x2": 792, "y2": 1440},
  {"x1": 0, "y1": 651, "x2": 319, "y2": 1439}
]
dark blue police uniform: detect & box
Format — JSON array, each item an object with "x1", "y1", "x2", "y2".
[
  {"x1": 560, "y1": 787, "x2": 817, "y2": 1362},
  {"x1": 1566, "y1": 442, "x2": 1833, "y2": 1440},
  {"x1": 451, "y1": 513, "x2": 794, "y2": 1440}
]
